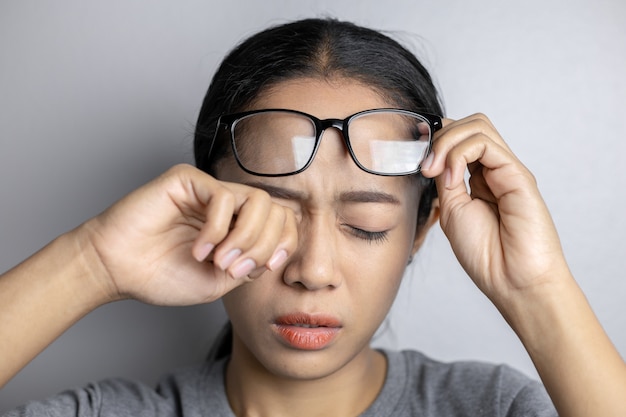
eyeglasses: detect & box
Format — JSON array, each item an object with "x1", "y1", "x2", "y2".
[{"x1": 211, "y1": 108, "x2": 442, "y2": 177}]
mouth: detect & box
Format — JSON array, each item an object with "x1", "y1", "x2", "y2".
[{"x1": 273, "y1": 313, "x2": 342, "y2": 350}]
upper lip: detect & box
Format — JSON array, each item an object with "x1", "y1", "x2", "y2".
[{"x1": 274, "y1": 313, "x2": 342, "y2": 328}]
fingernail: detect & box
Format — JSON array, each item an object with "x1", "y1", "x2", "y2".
[
  {"x1": 194, "y1": 243, "x2": 214, "y2": 262},
  {"x1": 421, "y1": 151, "x2": 435, "y2": 171},
  {"x1": 230, "y1": 258, "x2": 256, "y2": 280},
  {"x1": 267, "y1": 249, "x2": 288, "y2": 271},
  {"x1": 218, "y1": 248, "x2": 241, "y2": 270}
]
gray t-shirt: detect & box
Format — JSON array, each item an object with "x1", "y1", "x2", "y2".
[{"x1": 5, "y1": 350, "x2": 557, "y2": 416}]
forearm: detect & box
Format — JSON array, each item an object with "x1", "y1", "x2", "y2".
[
  {"x1": 0, "y1": 226, "x2": 113, "y2": 387},
  {"x1": 504, "y1": 274, "x2": 626, "y2": 417}
]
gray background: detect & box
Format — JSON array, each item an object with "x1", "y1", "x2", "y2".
[{"x1": 1, "y1": 0, "x2": 625, "y2": 411}]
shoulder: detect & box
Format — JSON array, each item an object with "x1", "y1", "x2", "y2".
[
  {"x1": 395, "y1": 349, "x2": 532, "y2": 390},
  {"x1": 2, "y1": 378, "x2": 175, "y2": 417},
  {"x1": 3, "y1": 359, "x2": 231, "y2": 417},
  {"x1": 366, "y1": 349, "x2": 556, "y2": 417}
]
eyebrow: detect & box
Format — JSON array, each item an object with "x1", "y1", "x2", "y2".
[
  {"x1": 341, "y1": 190, "x2": 400, "y2": 205},
  {"x1": 244, "y1": 182, "x2": 401, "y2": 205}
]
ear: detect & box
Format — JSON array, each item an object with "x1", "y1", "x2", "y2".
[{"x1": 411, "y1": 197, "x2": 440, "y2": 256}]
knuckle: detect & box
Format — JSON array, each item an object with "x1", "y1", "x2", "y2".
[
  {"x1": 270, "y1": 204, "x2": 287, "y2": 223},
  {"x1": 165, "y1": 163, "x2": 197, "y2": 182},
  {"x1": 469, "y1": 113, "x2": 496, "y2": 134},
  {"x1": 248, "y1": 187, "x2": 271, "y2": 202},
  {"x1": 524, "y1": 170, "x2": 538, "y2": 187},
  {"x1": 206, "y1": 221, "x2": 231, "y2": 244},
  {"x1": 208, "y1": 183, "x2": 236, "y2": 209},
  {"x1": 219, "y1": 188, "x2": 236, "y2": 206},
  {"x1": 166, "y1": 163, "x2": 189, "y2": 175},
  {"x1": 471, "y1": 112, "x2": 490, "y2": 124},
  {"x1": 233, "y1": 224, "x2": 257, "y2": 244}
]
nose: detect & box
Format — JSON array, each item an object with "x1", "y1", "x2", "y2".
[{"x1": 281, "y1": 214, "x2": 343, "y2": 291}]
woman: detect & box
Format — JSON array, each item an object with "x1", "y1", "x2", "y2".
[{"x1": 1, "y1": 18, "x2": 624, "y2": 416}]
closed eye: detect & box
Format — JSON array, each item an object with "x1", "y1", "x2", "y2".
[{"x1": 348, "y1": 226, "x2": 389, "y2": 244}]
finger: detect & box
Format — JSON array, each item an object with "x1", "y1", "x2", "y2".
[
  {"x1": 230, "y1": 204, "x2": 298, "y2": 280},
  {"x1": 268, "y1": 205, "x2": 298, "y2": 271},
  {"x1": 150, "y1": 165, "x2": 238, "y2": 263},
  {"x1": 433, "y1": 162, "x2": 472, "y2": 233},
  {"x1": 434, "y1": 133, "x2": 516, "y2": 228},
  {"x1": 226, "y1": 204, "x2": 288, "y2": 279},
  {"x1": 212, "y1": 187, "x2": 273, "y2": 270},
  {"x1": 422, "y1": 114, "x2": 508, "y2": 178},
  {"x1": 236, "y1": 203, "x2": 299, "y2": 280},
  {"x1": 436, "y1": 113, "x2": 498, "y2": 142},
  {"x1": 440, "y1": 117, "x2": 457, "y2": 130},
  {"x1": 443, "y1": 133, "x2": 519, "y2": 192},
  {"x1": 247, "y1": 265, "x2": 269, "y2": 280},
  {"x1": 468, "y1": 162, "x2": 496, "y2": 202},
  {"x1": 191, "y1": 185, "x2": 237, "y2": 262}
]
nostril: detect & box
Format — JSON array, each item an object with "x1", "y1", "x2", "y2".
[{"x1": 291, "y1": 280, "x2": 308, "y2": 290}]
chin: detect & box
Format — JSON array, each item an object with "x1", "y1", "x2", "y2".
[{"x1": 256, "y1": 347, "x2": 358, "y2": 381}]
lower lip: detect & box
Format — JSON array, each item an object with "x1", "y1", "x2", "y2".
[{"x1": 273, "y1": 325, "x2": 340, "y2": 350}]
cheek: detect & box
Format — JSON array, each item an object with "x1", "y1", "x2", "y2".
[
  {"x1": 221, "y1": 276, "x2": 271, "y2": 324},
  {"x1": 351, "y1": 245, "x2": 408, "y2": 304},
  {"x1": 341, "y1": 230, "x2": 415, "y2": 323}
]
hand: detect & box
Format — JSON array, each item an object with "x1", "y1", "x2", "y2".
[
  {"x1": 81, "y1": 164, "x2": 298, "y2": 306},
  {"x1": 421, "y1": 114, "x2": 572, "y2": 308}
]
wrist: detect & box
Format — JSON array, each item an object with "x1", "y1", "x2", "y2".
[
  {"x1": 497, "y1": 269, "x2": 580, "y2": 346},
  {"x1": 64, "y1": 221, "x2": 124, "y2": 306}
]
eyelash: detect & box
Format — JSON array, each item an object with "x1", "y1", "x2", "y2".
[{"x1": 349, "y1": 227, "x2": 389, "y2": 244}]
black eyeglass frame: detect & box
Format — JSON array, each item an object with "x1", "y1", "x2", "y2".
[{"x1": 211, "y1": 108, "x2": 443, "y2": 177}]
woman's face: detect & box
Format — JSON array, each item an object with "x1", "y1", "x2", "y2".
[{"x1": 217, "y1": 77, "x2": 434, "y2": 380}]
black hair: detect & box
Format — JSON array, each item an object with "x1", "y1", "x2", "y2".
[
  {"x1": 194, "y1": 17, "x2": 443, "y2": 222},
  {"x1": 196, "y1": 19, "x2": 444, "y2": 360}
]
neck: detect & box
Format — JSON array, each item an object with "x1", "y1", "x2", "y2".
[{"x1": 225, "y1": 338, "x2": 386, "y2": 417}]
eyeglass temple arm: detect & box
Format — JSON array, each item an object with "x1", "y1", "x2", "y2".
[{"x1": 423, "y1": 113, "x2": 443, "y2": 132}]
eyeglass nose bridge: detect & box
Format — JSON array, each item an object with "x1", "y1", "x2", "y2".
[{"x1": 315, "y1": 118, "x2": 350, "y2": 147}]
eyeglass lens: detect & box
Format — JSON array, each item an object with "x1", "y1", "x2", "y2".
[{"x1": 231, "y1": 110, "x2": 432, "y2": 176}]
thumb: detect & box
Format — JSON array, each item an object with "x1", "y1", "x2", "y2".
[{"x1": 434, "y1": 167, "x2": 471, "y2": 233}]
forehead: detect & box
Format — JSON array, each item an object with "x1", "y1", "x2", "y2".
[{"x1": 250, "y1": 77, "x2": 396, "y2": 117}]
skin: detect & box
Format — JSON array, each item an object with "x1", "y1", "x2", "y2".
[
  {"x1": 0, "y1": 77, "x2": 625, "y2": 416},
  {"x1": 216, "y1": 78, "x2": 435, "y2": 416},
  {"x1": 423, "y1": 113, "x2": 626, "y2": 417}
]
